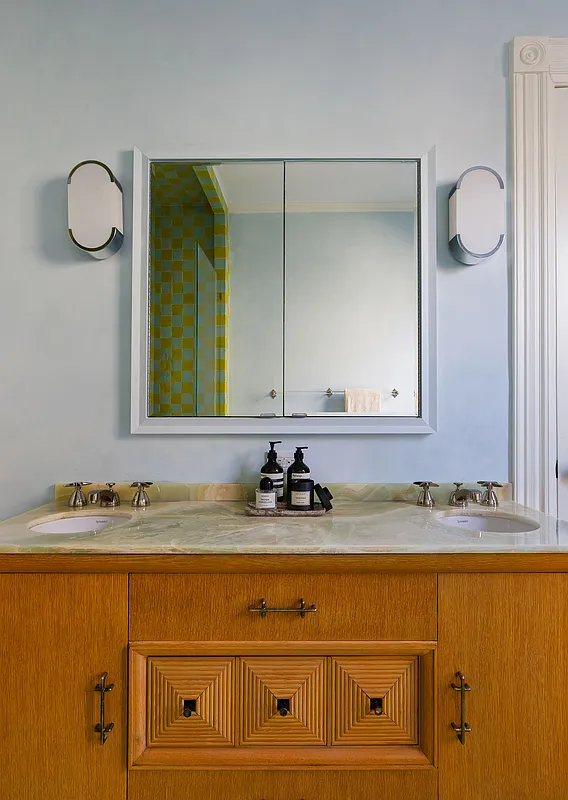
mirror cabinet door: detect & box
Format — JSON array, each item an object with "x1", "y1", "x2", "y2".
[
  {"x1": 149, "y1": 160, "x2": 284, "y2": 417},
  {"x1": 146, "y1": 159, "x2": 420, "y2": 420},
  {"x1": 284, "y1": 160, "x2": 419, "y2": 417}
]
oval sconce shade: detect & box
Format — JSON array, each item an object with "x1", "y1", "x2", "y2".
[
  {"x1": 449, "y1": 166, "x2": 505, "y2": 265},
  {"x1": 67, "y1": 160, "x2": 124, "y2": 259}
]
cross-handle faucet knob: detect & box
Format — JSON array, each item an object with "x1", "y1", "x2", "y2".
[
  {"x1": 131, "y1": 482, "x2": 153, "y2": 508},
  {"x1": 64, "y1": 482, "x2": 92, "y2": 508},
  {"x1": 413, "y1": 481, "x2": 439, "y2": 508},
  {"x1": 477, "y1": 481, "x2": 503, "y2": 508}
]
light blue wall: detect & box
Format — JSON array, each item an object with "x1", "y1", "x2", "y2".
[{"x1": 1, "y1": 0, "x2": 566, "y2": 519}]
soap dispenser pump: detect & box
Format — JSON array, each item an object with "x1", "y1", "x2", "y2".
[
  {"x1": 261, "y1": 441, "x2": 284, "y2": 502},
  {"x1": 287, "y1": 447, "x2": 310, "y2": 503}
]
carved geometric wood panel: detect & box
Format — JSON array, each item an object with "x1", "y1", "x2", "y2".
[
  {"x1": 332, "y1": 656, "x2": 419, "y2": 745},
  {"x1": 147, "y1": 657, "x2": 234, "y2": 747},
  {"x1": 240, "y1": 657, "x2": 326, "y2": 745}
]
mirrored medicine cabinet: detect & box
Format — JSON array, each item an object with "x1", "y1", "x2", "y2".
[{"x1": 131, "y1": 149, "x2": 436, "y2": 434}]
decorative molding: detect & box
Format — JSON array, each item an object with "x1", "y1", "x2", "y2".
[
  {"x1": 510, "y1": 37, "x2": 568, "y2": 514},
  {"x1": 146, "y1": 657, "x2": 234, "y2": 747},
  {"x1": 332, "y1": 656, "x2": 418, "y2": 745},
  {"x1": 240, "y1": 657, "x2": 326, "y2": 745}
]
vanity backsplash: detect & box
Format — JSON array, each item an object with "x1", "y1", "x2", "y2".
[{"x1": 54, "y1": 482, "x2": 512, "y2": 505}]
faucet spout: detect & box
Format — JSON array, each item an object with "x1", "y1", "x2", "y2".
[{"x1": 451, "y1": 488, "x2": 474, "y2": 508}]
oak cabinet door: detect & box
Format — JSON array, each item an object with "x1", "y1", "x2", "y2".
[
  {"x1": 0, "y1": 574, "x2": 128, "y2": 800},
  {"x1": 439, "y1": 574, "x2": 568, "y2": 800}
]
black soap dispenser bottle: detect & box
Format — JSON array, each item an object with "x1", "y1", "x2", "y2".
[
  {"x1": 287, "y1": 446, "x2": 310, "y2": 503},
  {"x1": 261, "y1": 441, "x2": 284, "y2": 502}
]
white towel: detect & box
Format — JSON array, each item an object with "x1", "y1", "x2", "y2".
[{"x1": 344, "y1": 389, "x2": 381, "y2": 413}]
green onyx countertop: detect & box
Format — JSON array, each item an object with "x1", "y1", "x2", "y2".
[{"x1": 0, "y1": 482, "x2": 564, "y2": 554}]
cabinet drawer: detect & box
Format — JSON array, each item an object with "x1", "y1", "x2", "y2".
[
  {"x1": 332, "y1": 656, "x2": 419, "y2": 745},
  {"x1": 129, "y1": 769, "x2": 438, "y2": 800},
  {"x1": 130, "y1": 573, "x2": 436, "y2": 641},
  {"x1": 241, "y1": 657, "x2": 326, "y2": 745},
  {"x1": 130, "y1": 643, "x2": 436, "y2": 769},
  {"x1": 147, "y1": 657, "x2": 234, "y2": 747}
]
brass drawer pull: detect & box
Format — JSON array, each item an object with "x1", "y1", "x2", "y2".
[
  {"x1": 451, "y1": 671, "x2": 472, "y2": 744},
  {"x1": 248, "y1": 598, "x2": 317, "y2": 619},
  {"x1": 94, "y1": 672, "x2": 115, "y2": 744}
]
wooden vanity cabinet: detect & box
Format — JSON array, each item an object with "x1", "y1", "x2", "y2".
[
  {"x1": 0, "y1": 574, "x2": 128, "y2": 800},
  {"x1": 5, "y1": 562, "x2": 568, "y2": 800},
  {"x1": 438, "y1": 574, "x2": 568, "y2": 800}
]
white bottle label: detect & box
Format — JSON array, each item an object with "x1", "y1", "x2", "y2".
[
  {"x1": 290, "y1": 471, "x2": 310, "y2": 481},
  {"x1": 261, "y1": 473, "x2": 284, "y2": 499},
  {"x1": 290, "y1": 491, "x2": 311, "y2": 507},
  {"x1": 256, "y1": 491, "x2": 276, "y2": 509}
]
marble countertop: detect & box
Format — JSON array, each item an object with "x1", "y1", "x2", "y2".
[{"x1": 0, "y1": 497, "x2": 567, "y2": 554}]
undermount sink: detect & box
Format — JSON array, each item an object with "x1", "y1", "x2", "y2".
[
  {"x1": 440, "y1": 513, "x2": 540, "y2": 534},
  {"x1": 29, "y1": 514, "x2": 132, "y2": 534}
]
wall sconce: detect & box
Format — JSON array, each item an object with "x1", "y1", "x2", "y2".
[
  {"x1": 67, "y1": 160, "x2": 123, "y2": 259},
  {"x1": 449, "y1": 166, "x2": 505, "y2": 265}
]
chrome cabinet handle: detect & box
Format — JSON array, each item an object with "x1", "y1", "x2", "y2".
[
  {"x1": 451, "y1": 671, "x2": 472, "y2": 744},
  {"x1": 248, "y1": 598, "x2": 317, "y2": 619},
  {"x1": 94, "y1": 672, "x2": 115, "y2": 744}
]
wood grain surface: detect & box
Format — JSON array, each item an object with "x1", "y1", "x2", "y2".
[
  {"x1": 3, "y1": 552, "x2": 568, "y2": 573},
  {"x1": 129, "y1": 573, "x2": 437, "y2": 642},
  {"x1": 128, "y1": 768, "x2": 437, "y2": 799},
  {"x1": 0, "y1": 574, "x2": 128, "y2": 799},
  {"x1": 439, "y1": 573, "x2": 568, "y2": 799}
]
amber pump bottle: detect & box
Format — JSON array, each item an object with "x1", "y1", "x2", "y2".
[
  {"x1": 260, "y1": 441, "x2": 284, "y2": 502},
  {"x1": 286, "y1": 447, "x2": 310, "y2": 504}
]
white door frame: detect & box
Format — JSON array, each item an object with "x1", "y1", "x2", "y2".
[{"x1": 511, "y1": 37, "x2": 568, "y2": 515}]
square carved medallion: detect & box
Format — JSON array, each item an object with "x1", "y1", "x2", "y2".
[
  {"x1": 332, "y1": 656, "x2": 419, "y2": 745},
  {"x1": 240, "y1": 657, "x2": 326, "y2": 745},
  {"x1": 147, "y1": 657, "x2": 234, "y2": 747}
]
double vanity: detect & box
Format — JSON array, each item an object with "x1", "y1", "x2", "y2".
[{"x1": 1, "y1": 483, "x2": 567, "y2": 799}]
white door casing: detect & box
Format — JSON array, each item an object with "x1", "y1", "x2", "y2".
[
  {"x1": 554, "y1": 88, "x2": 568, "y2": 520},
  {"x1": 510, "y1": 37, "x2": 568, "y2": 515}
]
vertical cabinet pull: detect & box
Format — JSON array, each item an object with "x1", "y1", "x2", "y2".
[
  {"x1": 94, "y1": 672, "x2": 115, "y2": 744},
  {"x1": 451, "y1": 671, "x2": 472, "y2": 744}
]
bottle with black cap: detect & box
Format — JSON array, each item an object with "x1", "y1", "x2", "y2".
[
  {"x1": 255, "y1": 477, "x2": 276, "y2": 510},
  {"x1": 287, "y1": 446, "x2": 310, "y2": 504},
  {"x1": 261, "y1": 441, "x2": 284, "y2": 502}
]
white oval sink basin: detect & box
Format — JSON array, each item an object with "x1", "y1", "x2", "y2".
[
  {"x1": 29, "y1": 515, "x2": 131, "y2": 534},
  {"x1": 441, "y1": 513, "x2": 539, "y2": 534}
]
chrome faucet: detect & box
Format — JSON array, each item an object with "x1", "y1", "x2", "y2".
[
  {"x1": 89, "y1": 483, "x2": 121, "y2": 508},
  {"x1": 65, "y1": 482, "x2": 92, "y2": 509},
  {"x1": 413, "y1": 481, "x2": 439, "y2": 508},
  {"x1": 478, "y1": 481, "x2": 503, "y2": 508},
  {"x1": 449, "y1": 483, "x2": 483, "y2": 507},
  {"x1": 131, "y1": 482, "x2": 153, "y2": 508}
]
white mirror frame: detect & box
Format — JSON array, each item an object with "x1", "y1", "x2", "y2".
[{"x1": 130, "y1": 147, "x2": 437, "y2": 434}]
